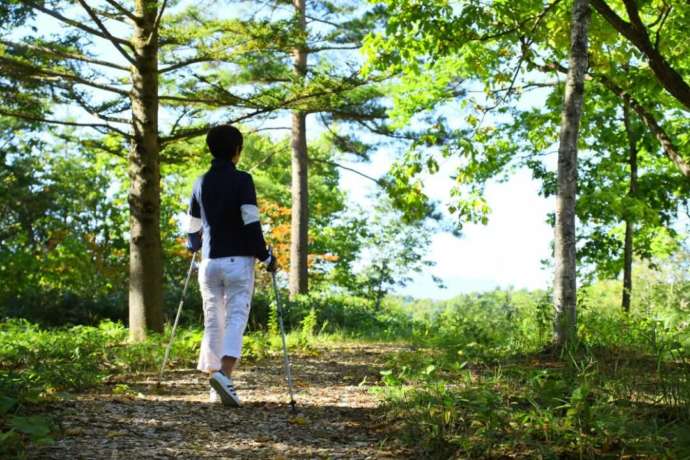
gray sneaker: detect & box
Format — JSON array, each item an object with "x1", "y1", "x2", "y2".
[{"x1": 209, "y1": 371, "x2": 240, "y2": 407}]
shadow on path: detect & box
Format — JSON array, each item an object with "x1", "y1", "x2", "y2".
[{"x1": 29, "y1": 343, "x2": 410, "y2": 459}]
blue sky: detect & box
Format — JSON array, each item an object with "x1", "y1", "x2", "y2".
[{"x1": 338, "y1": 149, "x2": 554, "y2": 300}]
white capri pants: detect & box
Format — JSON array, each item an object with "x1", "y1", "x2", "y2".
[{"x1": 197, "y1": 256, "x2": 255, "y2": 373}]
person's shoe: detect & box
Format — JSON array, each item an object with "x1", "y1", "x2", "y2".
[
  {"x1": 209, "y1": 387, "x2": 221, "y2": 404},
  {"x1": 209, "y1": 371, "x2": 240, "y2": 407}
]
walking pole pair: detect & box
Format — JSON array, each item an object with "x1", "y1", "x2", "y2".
[
  {"x1": 156, "y1": 249, "x2": 296, "y2": 411},
  {"x1": 270, "y1": 266, "x2": 297, "y2": 412},
  {"x1": 157, "y1": 251, "x2": 198, "y2": 387}
]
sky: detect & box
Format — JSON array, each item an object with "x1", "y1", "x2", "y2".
[{"x1": 338, "y1": 149, "x2": 554, "y2": 300}]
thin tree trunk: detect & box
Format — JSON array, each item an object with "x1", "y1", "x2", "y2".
[
  {"x1": 553, "y1": 0, "x2": 590, "y2": 348},
  {"x1": 621, "y1": 99, "x2": 638, "y2": 313},
  {"x1": 289, "y1": 0, "x2": 309, "y2": 299},
  {"x1": 128, "y1": 0, "x2": 163, "y2": 341}
]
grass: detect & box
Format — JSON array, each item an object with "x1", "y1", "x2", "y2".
[
  {"x1": 2, "y1": 284, "x2": 689, "y2": 459},
  {"x1": 373, "y1": 297, "x2": 690, "y2": 459}
]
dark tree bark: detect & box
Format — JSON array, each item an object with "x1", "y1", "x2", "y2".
[
  {"x1": 289, "y1": 0, "x2": 309, "y2": 299},
  {"x1": 553, "y1": 0, "x2": 590, "y2": 348},
  {"x1": 597, "y1": 75, "x2": 690, "y2": 178},
  {"x1": 591, "y1": 0, "x2": 690, "y2": 111},
  {"x1": 128, "y1": 0, "x2": 163, "y2": 341},
  {"x1": 621, "y1": 100, "x2": 638, "y2": 313}
]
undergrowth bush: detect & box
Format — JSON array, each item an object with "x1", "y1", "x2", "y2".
[{"x1": 377, "y1": 285, "x2": 690, "y2": 459}]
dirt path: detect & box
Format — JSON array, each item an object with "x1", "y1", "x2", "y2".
[{"x1": 30, "y1": 343, "x2": 410, "y2": 459}]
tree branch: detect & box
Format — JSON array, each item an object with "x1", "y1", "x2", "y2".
[
  {"x1": 654, "y1": 6, "x2": 671, "y2": 50},
  {"x1": 143, "y1": 0, "x2": 170, "y2": 47},
  {"x1": 159, "y1": 106, "x2": 276, "y2": 145},
  {"x1": 26, "y1": 1, "x2": 134, "y2": 50},
  {"x1": 590, "y1": 0, "x2": 690, "y2": 110},
  {"x1": 0, "y1": 56, "x2": 130, "y2": 96},
  {"x1": 0, "y1": 39, "x2": 129, "y2": 71},
  {"x1": 103, "y1": 0, "x2": 139, "y2": 23},
  {"x1": 0, "y1": 108, "x2": 132, "y2": 139},
  {"x1": 159, "y1": 57, "x2": 217, "y2": 73},
  {"x1": 597, "y1": 75, "x2": 690, "y2": 178},
  {"x1": 247, "y1": 144, "x2": 286, "y2": 172},
  {"x1": 534, "y1": 57, "x2": 690, "y2": 179},
  {"x1": 76, "y1": 0, "x2": 136, "y2": 65},
  {"x1": 621, "y1": 0, "x2": 646, "y2": 31},
  {"x1": 69, "y1": 89, "x2": 131, "y2": 125},
  {"x1": 310, "y1": 158, "x2": 382, "y2": 185},
  {"x1": 160, "y1": 76, "x2": 379, "y2": 144},
  {"x1": 150, "y1": 0, "x2": 169, "y2": 45},
  {"x1": 307, "y1": 45, "x2": 361, "y2": 53}
]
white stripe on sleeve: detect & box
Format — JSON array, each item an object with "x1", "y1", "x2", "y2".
[
  {"x1": 240, "y1": 204, "x2": 260, "y2": 225},
  {"x1": 186, "y1": 215, "x2": 202, "y2": 233}
]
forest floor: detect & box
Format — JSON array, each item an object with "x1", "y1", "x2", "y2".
[{"x1": 29, "y1": 343, "x2": 411, "y2": 460}]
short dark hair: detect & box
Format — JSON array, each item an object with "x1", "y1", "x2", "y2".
[{"x1": 206, "y1": 124, "x2": 243, "y2": 159}]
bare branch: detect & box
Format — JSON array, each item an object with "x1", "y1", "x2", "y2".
[
  {"x1": 26, "y1": 1, "x2": 134, "y2": 50},
  {"x1": 75, "y1": 0, "x2": 136, "y2": 64},
  {"x1": 0, "y1": 55, "x2": 130, "y2": 96},
  {"x1": 148, "y1": 0, "x2": 169, "y2": 46},
  {"x1": 159, "y1": 57, "x2": 217, "y2": 73},
  {"x1": 310, "y1": 158, "x2": 382, "y2": 185},
  {"x1": 0, "y1": 39, "x2": 129, "y2": 71},
  {"x1": 0, "y1": 109, "x2": 132, "y2": 139},
  {"x1": 103, "y1": 0, "x2": 139, "y2": 23}
]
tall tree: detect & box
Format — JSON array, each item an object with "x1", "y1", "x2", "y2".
[
  {"x1": 621, "y1": 99, "x2": 637, "y2": 312},
  {"x1": 126, "y1": 0, "x2": 163, "y2": 341},
  {"x1": 553, "y1": 0, "x2": 590, "y2": 347},
  {"x1": 290, "y1": 0, "x2": 310, "y2": 296},
  {"x1": 0, "y1": 0, "x2": 168, "y2": 340},
  {"x1": 165, "y1": 0, "x2": 389, "y2": 299},
  {"x1": 0, "y1": 1, "x2": 293, "y2": 339}
]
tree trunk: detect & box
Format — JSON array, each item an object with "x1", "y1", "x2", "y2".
[
  {"x1": 289, "y1": 0, "x2": 309, "y2": 299},
  {"x1": 553, "y1": 0, "x2": 590, "y2": 348},
  {"x1": 128, "y1": 0, "x2": 163, "y2": 341},
  {"x1": 621, "y1": 99, "x2": 638, "y2": 313}
]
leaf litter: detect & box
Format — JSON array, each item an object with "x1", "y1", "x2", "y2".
[{"x1": 29, "y1": 343, "x2": 411, "y2": 459}]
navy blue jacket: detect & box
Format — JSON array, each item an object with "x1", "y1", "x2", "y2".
[{"x1": 187, "y1": 158, "x2": 269, "y2": 261}]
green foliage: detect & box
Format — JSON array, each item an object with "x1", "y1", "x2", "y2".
[
  {"x1": 363, "y1": 0, "x2": 690, "y2": 281},
  {"x1": 0, "y1": 135, "x2": 129, "y2": 325},
  {"x1": 375, "y1": 277, "x2": 690, "y2": 459},
  {"x1": 285, "y1": 292, "x2": 415, "y2": 340}
]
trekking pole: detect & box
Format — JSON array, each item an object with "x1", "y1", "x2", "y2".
[
  {"x1": 270, "y1": 259, "x2": 297, "y2": 411},
  {"x1": 157, "y1": 251, "x2": 198, "y2": 387}
]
